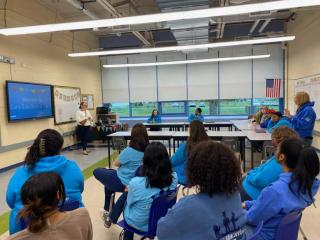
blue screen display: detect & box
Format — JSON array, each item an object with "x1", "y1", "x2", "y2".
[{"x1": 6, "y1": 81, "x2": 53, "y2": 121}]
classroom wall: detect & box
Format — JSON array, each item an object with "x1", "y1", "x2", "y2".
[
  {"x1": 0, "y1": 0, "x2": 102, "y2": 168},
  {"x1": 287, "y1": 10, "x2": 320, "y2": 149}
]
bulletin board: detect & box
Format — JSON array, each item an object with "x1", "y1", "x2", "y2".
[
  {"x1": 294, "y1": 73, "x2": 320, "y2": 120},
  {"x1": 53, "y1": 86, "x2": 81, "y2": 124},
  {"x1": 81, "y1": 94, "x2": 94, "y2": 110}
]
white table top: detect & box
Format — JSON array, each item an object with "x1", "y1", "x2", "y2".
[
  {"x1": 242, "y1": 130, "x2": 272, "y2": 141},
  {"x1": 108, "y1": 131, "x2": 174, "y2": 137},
  {"x1": 231, "y1": 120, "x2": 263, "y2": 131},
  {"x1": 143, "y1": 121, "x2": 232, "y2": 126},
  {"x1": 173, "y1": 131, "x2": 245, "y2": 138}
]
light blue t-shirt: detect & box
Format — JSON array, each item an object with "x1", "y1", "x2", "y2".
[
  {"x1": 188, "y1": 114, "x2": 204, "y2": 123},
  {"x1": 124, "y1": 172, "x2": 178, "y2": 232},
  {"x1": 117, "y1": 147, "x2": 144, "y2": 186},
  {"x1": 171, "y1": 143, "x2": 187, "y2": 185}
]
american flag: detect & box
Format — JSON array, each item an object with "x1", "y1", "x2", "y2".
[{"x1": 266, "y1": 79, "x2": 281, "y2": 98}]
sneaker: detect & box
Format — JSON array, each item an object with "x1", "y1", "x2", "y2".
[
  {"x1": 101, "y1": 209, "x2": 112, "y2": 228},
  {"x1": 83, "y1": 150, "x2": 88, "y2": 155}
]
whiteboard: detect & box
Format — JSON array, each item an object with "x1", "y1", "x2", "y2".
[
  {"x1": 294, "y1": 74, "x2": 320, "y2": 120},
  {"x1": 54, "y1": 86, "x2": 81, "y2": 124}
]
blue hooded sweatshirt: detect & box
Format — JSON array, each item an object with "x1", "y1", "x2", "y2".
[
  {"x1": 170, "y1": 143, "x2": 187, "y2": 185},
  {"x1": 245, "y1": 173, "x2": 320, "y2": 240},
  {"x1": 6, "y1": 155, "x2": 84, "y2": 234},
  {"x1": 242, "y1": 156, "x2": 282, "y2": 200},
  {"x1": 260, "y1": 118, "x2": 270, "y2": 129},
  {"x1": 266, "y1": 118, "x2": 292, "y2": 133},
  {"x1": 289, "y1": 101, "x2": 316, "y2": 138},
  {"x1": 188, "y1": 114, "x2": 204, "y2": 123},
  {"x1": 147, "y1": 114, "x2": 161, "y2": 123}
]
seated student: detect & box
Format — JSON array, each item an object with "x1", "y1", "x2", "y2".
[
  {"x1": 188, "y1": 107, "x2": 204, "y2": 123},
  {"x1": 266, "y1": 111, "x2": 292, "y2": 133},
  {"x1": 7, "y1": 172, "x2": 92, "y2": 240},
  {"x1": 240, "y1": 126, "x2": 299, "y2": 201},
  {"x1": 259, "y1": 109, "x2": 275, "y2": 129},
  {"x1": 171, "y1": 120, "x2": 209, "y2": 185},
  {"x1": 122, "y1": 142, "x2": 178, "y2": 240},
  {"x1": 93, "y1": 123, "x2": 149, "y2": 228},
  {"x1": 157, "y1": 141, "x2": 248, "y2": 240},
  {"x1": 244, "y1": 138, "x2": 320, "y2": 240},
  {"x1": 147, "y1": 109, "x2": 162, "y2": 131},
  {"x1": 6, "y1": 129, "x2": 84, "y2": 235},
  {"x1": 254, "y1": 106, "x2": 269, "y2": 125}
]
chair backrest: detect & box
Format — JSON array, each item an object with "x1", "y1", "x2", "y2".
[
  {"x1": 147, "y1": 189, "x2": 178, "y2": 237},
  {"x1": 247, "y1": 221, "x2": 263, "y2": 240},
  {"x1": 112, "y1": 136, "x2": 127, "y2": 151},
  {"x1": 275, "y1": 211, "x2": 302, "y2": 240}
]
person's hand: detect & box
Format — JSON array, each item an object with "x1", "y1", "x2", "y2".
[
  {"x1": 124, "y1": 186, "x2": 128, "y2": 192},
  {"x1": 242, "y1": 203, "x2": 246, "y2": 209},
  {"x1": 284, "y1": 109, "x2": 291, "y2": 117}
]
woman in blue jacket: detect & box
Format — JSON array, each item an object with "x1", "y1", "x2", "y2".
[
  {"x1": 6, "y1": 129, "x2": 84, "y2": 234},
  {"x1": 188, "y1": 107, "x2": 204, "y2": 122},
  {"x1": 244, "y1": 138, "x2": 320, "y2": 240},
  {"x1": 266, "y1": 111, "x2": 292, "y2": 133},
  {"x1": 147, "y1": 109, "x2": 162, "y2": 131},
  {"x1": 284, "y1": 91, "x2": 316, "y2": 145},
  {"x1": 240, "y1": 126, "x2": 299, "y2": 201},
  {"x1": 171, "y1": 120, "x2": 209, "y2": 185},
  {"x1": 123, "y1": 142, "x2": 178, "y2": 240}
]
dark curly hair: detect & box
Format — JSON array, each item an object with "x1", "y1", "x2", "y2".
[{"x1": 187, "y1": 141, "x2": 241, "y2": 197}]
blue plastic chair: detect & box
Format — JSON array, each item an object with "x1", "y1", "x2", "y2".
[
  {"x1": 247, "y1": 221, "x2": 263, "y2": 240},
  {"x1": 274, "y1": 211, "x2": 302, "y2": 240},
  {"x1": 117, "y1": 189, "x2": 178, "y2": 240}
]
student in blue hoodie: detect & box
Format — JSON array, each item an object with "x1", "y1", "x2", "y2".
[
  {"x1": 122, "y1": 142, "x2": 178, "y2": 240},
  {"x1": 284, "y1": 91, "x2": 316, "y2": 145},
  {"x1": 158, "y1": 141, "x2": 249, "y2": 240},
  {"x1": 266, "y1": 111, "x2": 292, "y2": 133},
  {"x1": 244, "y1": 138, "x2": 320, "y2": 240},
  {"x1": 240, "y1": 126, "x2": 299, "y2": 201},
  {"x1": 6, "y1": 129, "x2": 84, "y2": 235},
  {"x1": 147, "y1": 109, "x2": 162, "y2": 131},
  {"x1": 188, "y1": 107, "x2": 204, "y2": 122},
  {"x1": 171, "y1": 120, "x2": 209, "y2": 185},
  {"x1": 93, "y1": 123, "x2": 149, "y2": 228}
]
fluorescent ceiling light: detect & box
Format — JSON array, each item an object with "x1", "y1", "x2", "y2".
[
  {"x1": 69, "y1": 36, "x2": 294, "y2": 57},
  {"x1": 0, "y1": 0, "x2": 319, "y2": 35},
  {"x1": 103, "y1": 54, "x2": 270, "y2": 68}
]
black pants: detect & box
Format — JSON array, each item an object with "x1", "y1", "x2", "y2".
[{"x1": 78, "y1": 125, "x2": 90, "y2": 150}]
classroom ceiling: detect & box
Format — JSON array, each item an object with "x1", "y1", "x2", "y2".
[{"x1": 36, "y1": 0, "x2": 317, "y2": 50}]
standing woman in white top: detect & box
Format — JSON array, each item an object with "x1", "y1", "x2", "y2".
[{"x1": 76, "y1": 102, "x2": 93, "y2": 155}]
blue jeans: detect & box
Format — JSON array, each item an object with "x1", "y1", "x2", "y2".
[{"x1": 93, "y1": 168, "x2": 127, "y2": 223}]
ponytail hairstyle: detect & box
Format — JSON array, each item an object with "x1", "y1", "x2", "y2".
[
  {"x1": 279, "y1": 138, "x2": 320, "y2": 201},
  {"x1": 19, "y1": 172, "x2": 65, "y2": 233},
  {"x1": 24, "y1": 129, "x2": 64, "y2": 168}
]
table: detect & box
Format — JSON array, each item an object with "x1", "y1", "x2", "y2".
[
  {"x1": 242, "y1": 130, "x2": 272, "y2": 169},
  {"x1": 231, "y1": 120, "x2": 262, "y2": 131},
  {"x1": 106, "y1": 131, "x2": 174, "y2": 168},
  {"x1": 172, "y1": 131, "x2": 247, "y2": 171},
  {"x1": 144, "y1": 121, "x2": 233, "y2": 131}
]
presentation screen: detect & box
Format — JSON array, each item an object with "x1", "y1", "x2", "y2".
[{"x1": 6, "y1": 81, "x2": 53, "y2": 122}]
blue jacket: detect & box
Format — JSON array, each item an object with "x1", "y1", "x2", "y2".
[
  {"x1": 147, "y1": 114, "x2": 161, "y2": 123},
  {"x1": 157, "y1": 192, "x2": 249, "y2": 240},
  {"x1": 260, "y1": 118, "x2": 270, "y2": 128},
  {"x1": 242, "y1": 156, "x2": 282, "y2": 200},
  {"x1": 6, "y1": 155, "x2": 84, "y2": 234},
  {"x1": 266, "y1": 118, "x2": 292, "y2": 133},
  {"x1": 289, "y1": 101, "x2": 316, "y2": 138},
  {"x1": 188, "y1": 114, "x2": 204, "y2": 123},
  {"x1": 171, "y1": 143, "x2": 187, "y2": 185},
  {"x1": 245, "y1": 173, "x2": 320, "y2": 240}
]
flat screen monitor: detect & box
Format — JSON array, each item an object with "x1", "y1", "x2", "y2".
[{"x1": 6, "y1": 81, "x2": 54, "y2": 122}]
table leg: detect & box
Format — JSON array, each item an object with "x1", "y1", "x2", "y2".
[
  {"x1": 240, "y1": 138, "x2": 245, "y2": 172},
  {"x1": 173, "y1": 139, "x2": 176, "y2": 153},
  {"x1": 107, "y1": 138, "x2": 111, "y2": 168},
  {"x1": 168, "y1": 139, "x2": 171, "y2": 156}
]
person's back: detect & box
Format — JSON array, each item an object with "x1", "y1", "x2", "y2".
[
  {"x1": 6, "y1": 129, "x2": 84, "y2": 234},
  {"x1": 158, "y1": 141, "x2": 249, "y2": 240},
  {"x1": 8, "y1": 208, "x2": 92, "y2": 240},
  {"x1": 245, "y1": 139, "x2": 320, "y2": 240},
  {"x1": 7, "y1": 172, "x2": 92, "y2": 240}
]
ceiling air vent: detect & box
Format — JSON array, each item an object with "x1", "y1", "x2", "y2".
[{"x1": 249, "y1": 11, "x2": 272, "y2": 18}]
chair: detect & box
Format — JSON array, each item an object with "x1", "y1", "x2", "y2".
[
  {"x1": 117, "y1": 189, "x2": 178, "y2": 240},
  {"x1": 274, "y1": 211, "x2": 302, "y2": 240},
  {"x1": 247, "y1": 221, "x2": 263, "y2": 240},
  {"x1": 112, "y1": 136, "x2": 127, "y2": 153}
]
